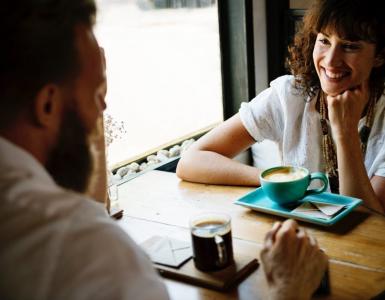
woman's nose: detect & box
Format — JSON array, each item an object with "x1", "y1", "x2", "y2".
[{"x1": 324, "y1": 46, "x2": 343, "y2": 67}]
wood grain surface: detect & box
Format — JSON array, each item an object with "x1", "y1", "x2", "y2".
[{"x1": 116, "y1": 170, "x2": 385, "y2": 300}]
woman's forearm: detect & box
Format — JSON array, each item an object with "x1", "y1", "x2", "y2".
[
  {"x1": 177, "y1": 149, "x2": 261, "y2": 186},
  {"x1": 176, "y1": 114, "x2": 261, "y2": 186},
  {"x1": 336, "y1": 133, "x2": 383, "y2": 213}
]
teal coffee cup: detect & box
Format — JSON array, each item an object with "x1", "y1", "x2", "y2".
[{"x1": 260, "y1": 166, "x2": 329, "y2": 206}]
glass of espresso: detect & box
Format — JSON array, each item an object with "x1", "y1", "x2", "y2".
[{"x1": 190, "y1": 213, "x2": 234, "y2": 271}]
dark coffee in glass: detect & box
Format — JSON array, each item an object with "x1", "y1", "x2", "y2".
[{"x1": 190, "y1": 213, "x2": 234, "y2": 271}]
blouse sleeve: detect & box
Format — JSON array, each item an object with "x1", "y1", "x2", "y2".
[{"x1": 239, "y1": 78, "x2": 286, "y2": 143}]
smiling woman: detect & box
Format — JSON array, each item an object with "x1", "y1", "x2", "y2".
[{"x1": 176, "y1": 0, "x2": 385, "y2": 214}]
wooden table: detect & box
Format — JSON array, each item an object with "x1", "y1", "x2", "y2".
[{"x1": 116, "y1": 170, "x2": 385, "y2": 299}]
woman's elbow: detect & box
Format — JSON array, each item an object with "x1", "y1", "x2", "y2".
[
  {"x1": 176, "y1": 153, "x2": 191, "y2": 180},
  {"x1": 176, "y1": 149, "x2": 199, "y2": 181},
  {"x1": 176, "y1": 159, "x2": 186, "y2": 179}
]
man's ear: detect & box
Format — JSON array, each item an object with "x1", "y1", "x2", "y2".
[
  {"x1": 33, "y1": 84, "x2": 64, "y2": 128},
  {"x1": 374, "y1": 50, "x2": 385, "y2": 68}
]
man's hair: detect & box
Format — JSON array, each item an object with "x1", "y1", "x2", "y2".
[
  {"x1": 286, "y1": 0, "x2": 385, "y2": 98},
  {"x1": 0, "y1": 0, "x2": 96, "y2": 130}
]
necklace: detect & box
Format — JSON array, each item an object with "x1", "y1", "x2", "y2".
[{"x1": 318, "y1": 91, "x2": 376, "y2": 193}]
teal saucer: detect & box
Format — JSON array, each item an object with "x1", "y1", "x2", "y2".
[{"x1": 234, "y1": 187, "x2": 362, "y2": 226}]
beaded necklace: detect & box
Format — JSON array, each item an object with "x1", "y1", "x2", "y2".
[{"x1": 318, "y1": 91, "x2": 376, "y2": 193}]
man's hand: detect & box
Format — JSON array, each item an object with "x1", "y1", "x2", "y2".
[
  {"x1": 87, "y1": 116, "x2": 109, "y2": 210},
  {"x1": 260, "y1": 219, "x2": 328, "y2": 300},
  {"x1": 86, "y1": 46, "x2": 109, "y2": 210}
]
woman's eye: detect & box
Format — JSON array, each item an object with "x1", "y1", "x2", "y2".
[
  {"x1": 342, "y1": 43, "x2": 360, "y2": 51},
  {"x1": 318, "y1": 38, "x2": 329, "y2": 45}
]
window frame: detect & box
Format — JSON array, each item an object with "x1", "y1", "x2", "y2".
[{"x1": 219, "y1": 0, "x2": 256, "y2": 119}]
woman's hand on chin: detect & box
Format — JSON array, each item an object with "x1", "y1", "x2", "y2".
[{"x1": 327, "y1": 83, "x2": 370, "y2": 140}]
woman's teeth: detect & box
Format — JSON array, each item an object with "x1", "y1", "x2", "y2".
[{"x1": 325, "y1": 69, "x2": 349, "y2": 79}]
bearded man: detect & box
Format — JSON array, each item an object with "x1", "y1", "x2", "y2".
[{"x1": 0, "y1": 1, "x2": 167, "y2": 299}]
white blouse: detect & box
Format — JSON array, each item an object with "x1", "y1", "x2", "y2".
[{"x1": 239, "y1": 75, "x2": 385, "y2": 179}]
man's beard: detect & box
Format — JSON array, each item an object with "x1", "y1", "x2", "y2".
[{"x1": 46, "y1": 109, "x2": 93, "y2": 193}]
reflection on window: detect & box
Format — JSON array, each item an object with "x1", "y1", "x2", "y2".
[{"x1": 95, "y1": 0, "x2": 223, "y2": 167}]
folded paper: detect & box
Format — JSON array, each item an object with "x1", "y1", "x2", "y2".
[
  {"x1": 291, "y1": 201, "x2": 346, "y2": 220},
  {"x1": 141, "y1": 236, "x2": 192, "y2": 268}
]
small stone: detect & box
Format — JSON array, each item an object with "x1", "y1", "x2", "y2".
[
  {"x1": 147, "y1": 155, "x2": 159, "y2": 163},
  {"x1": 157, "y1": 149, "x2": 169, "y2": 162},
  {"x1": 147, "y1": 160, "x2": 158, "y2": 166},
  {"x1": 181, "y1": 139, "x2": 195, "y2": 152},
  {"x1": 117, "y1": 166, "x2": 129, "y2": 178},
  {"x1": 158, "y1": 149, "x2": 169, "y2": 157},
  {"x1": 169, "y1": 145, "x2": 181, "y2": 157},
  {"x1": 139, "y1": 162, "x2": 148, "y2": 171},
  {"x1": 128, "y1": 162, "x2": 140, "y2": 172}
]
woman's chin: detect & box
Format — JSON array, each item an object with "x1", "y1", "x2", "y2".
[
  {"x1": 324, "y1": 91, "x2": 341, "y2": 97},
  {"x1": 321, "y1": 86, "x2": 346, "y2": 97}
]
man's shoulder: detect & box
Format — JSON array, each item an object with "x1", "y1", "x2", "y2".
[
  {"x1": 1, "y1": 173, "x2": 103, "y2": 223},
  {"x1": 0, "y1": 178, "x2": 167, "y2": 300}
]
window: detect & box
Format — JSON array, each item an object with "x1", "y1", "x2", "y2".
[{"x1": 95, "y1": 0, "x2": 223, "y2": 168}]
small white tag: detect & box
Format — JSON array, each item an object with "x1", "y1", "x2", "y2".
[
  {"x1": 311, "y1": 201, "x2": 345, "y2": 216},
  {"x1": 291, "y1": 201, "x2": 345, "y2": 220}
]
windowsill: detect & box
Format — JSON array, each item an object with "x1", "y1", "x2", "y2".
[
  {"x1": 109, "y1": 122, "x2": 219, "y2": 171},
  {"x1": 109, "y1": 122, "x2": 220, "y2": 184},
  {"x1": 116, "y1": 156, "x2": 180, "y2": 186}
]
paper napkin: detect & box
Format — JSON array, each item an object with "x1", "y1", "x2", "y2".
[
  {"x1": 291, "y1": 201, "x2": 346, "y2": 220},
  {"x1": 141, "y1": 236, "x2": 192, "y2": 268}
]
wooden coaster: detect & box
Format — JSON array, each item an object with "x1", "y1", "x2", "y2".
[{"x1": 154, "y1": 252, "x2": 259, "y2": 291}]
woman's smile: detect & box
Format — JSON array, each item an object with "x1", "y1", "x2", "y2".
[{"x1": 322, "y1": 68, "x2": 350, "y2": 80}]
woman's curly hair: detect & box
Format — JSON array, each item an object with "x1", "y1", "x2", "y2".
[{"x1": 287, "y1": 0, "x2": 385, "y2": 99}]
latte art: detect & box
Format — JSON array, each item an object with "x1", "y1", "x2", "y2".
[{"x1": 263, "y1": 169, "x2": 307, "y2": 182}]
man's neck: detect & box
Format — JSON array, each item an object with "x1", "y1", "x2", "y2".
[{"x1": 0, "y1": 126, "x2": 48, "y2": 167}]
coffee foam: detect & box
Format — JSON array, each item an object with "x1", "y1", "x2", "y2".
[
  {"x1": 264, "y1": 169, "x2": 306, "y2": 182},
  {"x1": 192, "y1": 219, "x2": 230, "y2": 238}
]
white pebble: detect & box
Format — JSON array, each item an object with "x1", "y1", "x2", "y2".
[
  {"x1": 169, "y1": 145, "x2": 181, "y2": 157},
  {"x1": 182, "y1": 138, "x2": 195, "y2": 148},
  {"x1": 181, "y1": 140, "x2": 194, "y2": 153},
  {"x1": 117, "y1": 166, "x2": 129, "y2": 178},
  {"x1": 128, "y1": 162, "x2": 140, "y2": 172},
  {"x1": 147, "y1": 160, "x2": 158, "y2": 166},
  {"x1": 139, "y1": 162, "x2": 148, "y2": 171},
  {"x1": 158, "y1": 149, "x2": 169, "y2": 157},
  {"x1": 157, "y1": 149, "x2": 169, "y2": 162},
  {"x1": 147, "y1": 155, "x2": 159, "y2": 163}
]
